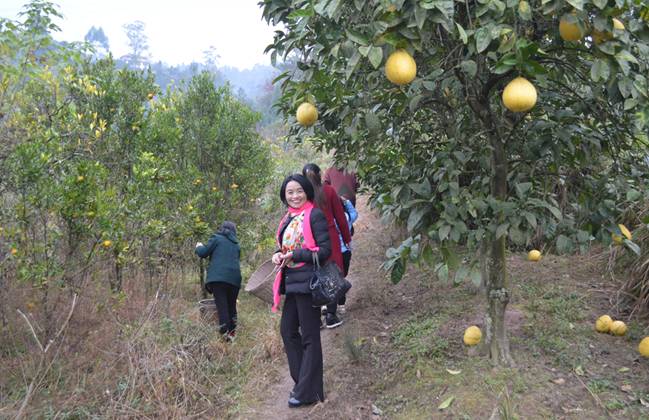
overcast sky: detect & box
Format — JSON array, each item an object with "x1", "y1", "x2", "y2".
[{"x1": 0, "y1": 0, "x2": 279, "y2": 69}]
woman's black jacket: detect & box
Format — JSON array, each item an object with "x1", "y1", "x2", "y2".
[{"x1": 276, "y1": 207, "x2": 331, "y2": 295}]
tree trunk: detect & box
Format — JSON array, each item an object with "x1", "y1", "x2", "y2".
[{"x1": 485, "y1": 137, "x2": 514, "y2": 366}]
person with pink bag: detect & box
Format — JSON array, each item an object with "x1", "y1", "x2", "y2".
[{"x1": 271, "y1": 173, "x2": 331, "y2": 408}]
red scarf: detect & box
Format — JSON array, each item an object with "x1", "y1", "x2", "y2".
[{"x1": 272, "y1": 201, "x2": 319, "y2": 312}]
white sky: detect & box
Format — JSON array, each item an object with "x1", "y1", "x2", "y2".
[{"x1": 0, "y1": 0, "x2": 279, "y2": 69}]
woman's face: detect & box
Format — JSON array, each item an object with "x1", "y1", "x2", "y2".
[{"x1": 285, "y1": 180, "x2": 307, "y2": 209}]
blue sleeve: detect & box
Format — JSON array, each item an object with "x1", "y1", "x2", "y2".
[
  {"x1": 195, "y1": 234, "x2": 219, "y2": 258},
  {"x1": 344, "y1": 200, "x2": 358, "y2": 224}
]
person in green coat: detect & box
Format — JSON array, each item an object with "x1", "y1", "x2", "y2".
[{"x1": 195, "y1": 221, "x2": 242, "y2": 340}]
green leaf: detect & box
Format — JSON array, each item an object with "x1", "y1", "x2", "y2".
[
  {"x1": 544, "y1": 204, "x2": 562, "y2": 220},
  {"x1": 439, "y1": 225, "x2": 451, "y2": 241},
  {"x1": 590, "y1": 59, "x2": 610, "y2": 82},
  {"x1": 422, "y1": 244, "x2": 435, "y2": 265},
  {"x1": 390, "y1": 258, "x2": 406, "y2": 284},
  {"x1": 287, "y1": 9, "x2": 314, "y2": 19},
  {"x1": 365, "y1": 111, "x2": 381, "y2": 133},
  {"x1": 346, "y1": 29, "x2": 369, "y2": 46},
  {"x1": 515, "y1": 182, "x2": 532, "y2": 199},
  {"x1": 437, "y1": 263, "x2": 449, "y2": 281},
  {"x1": 470, "y1": 268, "x2": 482, "y2": 287},
  {"x1": 407, "y1": 206, "x2": 427, "y2": 232},
  {"x1": 496, "y1": 223, "x2": 509, "y2": 239},
  {"x1": 626, "y1": 189, "x2": 641, "y2": 201},
  {"x1": 460, "y1": 60, "x2": 477, "y2": 77},
  {"x1": 625, "y1": 240, "x2": 641, "y2": 256},
  {"x1": 556, "y1": 235, "x2": 572, "y2": 253},
  {"x1": 414, "y1": 5, "x2": 427, "y2": 30},
  {"x1": 518, "y1": 1, "x2": 531, "y2": 20},
  {"x1": 345, "y1": 51, "x2": 361, "y2": 80},
  {"x1": 368, "y1": 46, "x2": 383, "y2": 68},
  {"x1": 409, "y1": 94, "x2": 424, "y2": 112},
  {"x1": 616, "y1": 50, "x2": 639, "y2": 65},
  {"x1": 475, "y1": 26, "x2": 492, "y2": 53},
  {"x1": 410, "y1": 178, "x2": 431, "y2": 196},
  {"x1": 438, "y1": 396, "x2": 455, "y2": 410},
  {"x1": 565, "y1": 0, "x2": 584, "y2": 10},
  {"x1": 454, "y1": 265, "x2": 469, "y2": 285},
  {"x1": 456, "y1": 23, "x2": 468, "y2": 44}
]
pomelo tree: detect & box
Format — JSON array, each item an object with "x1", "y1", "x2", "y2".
[{"x1": 261, "y1": 0, "x2": 649, "y2": 365}]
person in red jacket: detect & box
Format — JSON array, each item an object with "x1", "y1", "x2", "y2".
[
  {"x1": 303, "y1": 163, "x2": 351, "y2": 329},
  {"x1": 323, "y1": 166, "x2": 360, "y2": 207}
]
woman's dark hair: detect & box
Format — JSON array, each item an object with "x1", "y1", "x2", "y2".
[
  {"x1": 302, "y1": 163, "x2": 326, "y2": 210},
  {"x1": 279, "y1": 174, "x2": 314, "y2": 206},
  {"x1": 218, "y1": 221, "x2": 237, "y2": 235}
]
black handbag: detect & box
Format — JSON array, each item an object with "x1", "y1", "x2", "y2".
[{"x1": 309, "y1": 252, "x2": 351, "y2": 307}]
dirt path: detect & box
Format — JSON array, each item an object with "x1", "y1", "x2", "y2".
[{"x1": 242, "y1": 196, "x2": 390, "y2": 419}]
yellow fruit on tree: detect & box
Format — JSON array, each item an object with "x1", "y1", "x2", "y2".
[
  {"x1": 502, "y1": 77, "x2": 537, "y2": 112},
  {"x1": 463, "y1": 326, "x2": 482, "y2": 346},
  {"x1": 639, "y1": 337, "x2": 649, "y2": 357},
  {"x1": 612, "y1": 18, "x2": 625, "y2": 31},
  {"x1": 296, "y1": 102, "x2": 318, "y2": 127},
  {"x1": 559, "y1": 14, "x2": 585, "y2": 41},
  {"x1": 10, "y1": 248, "x2": 17, "y2": 255},
  {"x1": 595, "y1": 315, "x2": 613, "y2": 333},
  {"x1": 77, "y1": 175, "x2": 85, "y2": 182},
  {"x1": 385, "y1": 49, "x2": 417, "y2": 85},
  {"x1": 610, "y1": 320, "x2": 627, "y2": 336},
  {"x1": 528, "y1": 249, "x2": 542, "y2": 262},
  {"x1": 102, "y1": 240, "x2": 113, "y2": 248}
]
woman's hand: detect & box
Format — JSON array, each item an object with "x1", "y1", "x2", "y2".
[
  {"x1": 279, "y1": 251, "x2": 293, "y2": 265},
  {"x1": 272, "y1": 251, "x2": 293, "y2": 266}
]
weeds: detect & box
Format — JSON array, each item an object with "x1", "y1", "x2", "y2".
[
  {"x1": 392, "y1": 315, "x2": 449, "y2": 359},
  {"x1": 342, "y1": 333, "x2": 365, "y2": 364}
]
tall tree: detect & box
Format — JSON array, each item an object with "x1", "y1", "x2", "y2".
[
  {"x1": 261, "y1": 0, "x2": 649, "y2": 365},
  {"x1": 121, "y1": 20, "x2": 150, "y2": 69},
  {"x1": 84, "y1": 25, "x2": 110, "y2": 56},
  {"x1": 202, "y1": 45, "x2": 220, "y2": 68}
]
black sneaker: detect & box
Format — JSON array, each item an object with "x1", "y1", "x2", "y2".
[{"x1": 325, "y1": 313, "x2": 343, "y2": 329}]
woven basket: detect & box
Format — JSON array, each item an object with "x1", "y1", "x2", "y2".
[
  {"x1": 245, "y1": 259, "x2": 277, "y2": 305},
  {"x1": 198, "y1": 298, "x2": 217, "y2": 323}
]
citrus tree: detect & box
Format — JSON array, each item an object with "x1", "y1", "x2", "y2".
[
  {"x1": 1, "y1": 2, "x2": 273, "y2": 334},
  {"x1": 261, "y1": 0, "x2": 649, "y2": 365}
]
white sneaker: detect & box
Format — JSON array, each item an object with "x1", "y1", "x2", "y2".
[{"x1": 321, "y1": 305, "x2": 327, "y2": 316}]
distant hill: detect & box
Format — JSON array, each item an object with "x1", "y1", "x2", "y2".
[{"x1": 220, "y1": 64, "x2": 279, "y2": 100}]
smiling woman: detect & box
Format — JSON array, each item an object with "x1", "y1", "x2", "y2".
[{"x1": 270, "y1": 173, "x2": 331, "y2": 407}]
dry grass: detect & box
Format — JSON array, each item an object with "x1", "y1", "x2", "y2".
[{"x1": 0, "y1": 261, "x2": 284, "y2": 419}]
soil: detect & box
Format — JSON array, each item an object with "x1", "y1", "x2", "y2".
[{"x1": 241, "y1": 196, "x2": 649, "y2": 419}]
